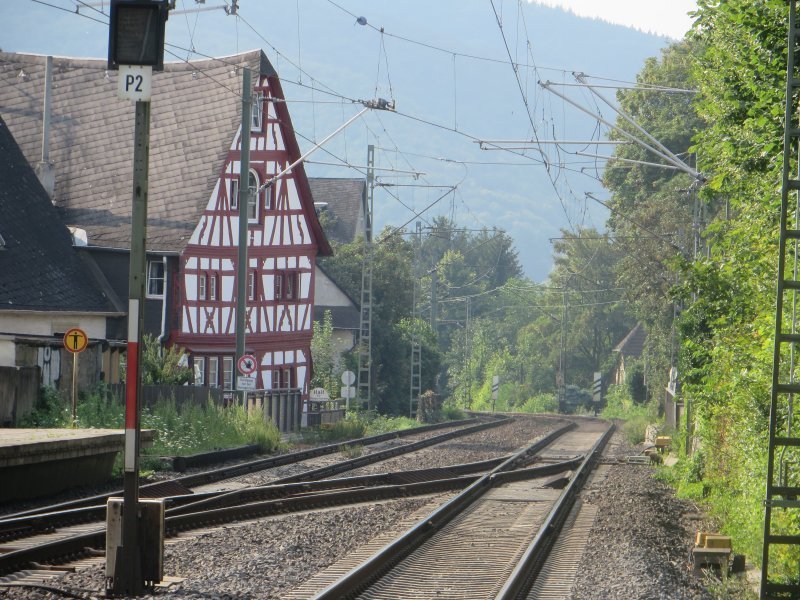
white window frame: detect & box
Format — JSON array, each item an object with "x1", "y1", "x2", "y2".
[
  {"x1": 223, "y1": 357, "x2": 233, "y2": 391},
  {"x1": 198, "y1": 273, "x2": 207, "y2": 301},
  {"x1": 208, "y1": 357, "x2": 219, "y2": 388},
  {"x1": 146, "y1": 259, "x2": 165, "y2": 298},
  {"x1": 210, "y1": 273, "x2": 218, "y2": 301},
  {"x1": 285, "y1": 271, "x2": 296, "y2": 301},
  {"x1": 272, "y1": 368, "x2": 281, "y2": 389},
  {"x1": 229, "y1": 178, "x2": 239, "y2": 210},
  {"x1": 274, "y1": 272, "x2": 283, "y2": 300},
  {"x1": 194, "y1": 356, "x2": 205, "y2": 386},
  {"x1": 248, "y1": 271, "x2": 256, "y2": 301},
  {"x1": 283, "y1": 367, "x2": 293, "y2": 389},
  {"x1": 247, "y1": 170, "x2": 259, "y2": 222},
  {"x1": 251, "y1": 92, "x2": 263, "y2": 131}
]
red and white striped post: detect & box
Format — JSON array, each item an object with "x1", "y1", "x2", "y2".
[{"x1": 115, "y1": 98, "x2": 150, "y2": 596}]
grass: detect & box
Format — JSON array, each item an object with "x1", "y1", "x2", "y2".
[{"x1": 23, "y1": 386, "x2": 282, "y2": 468}]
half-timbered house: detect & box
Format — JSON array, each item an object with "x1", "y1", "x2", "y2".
[{"x1": 0, "y1": 50, "x2": 332, "y2": 406}]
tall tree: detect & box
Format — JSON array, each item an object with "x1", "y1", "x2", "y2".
[{"x1": 603, "y1": 39, "x2": 707, "y2": 391}]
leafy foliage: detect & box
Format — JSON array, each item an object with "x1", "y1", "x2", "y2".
[{"x1": 142, "y1": 334, "x2": 193, "y2": 385}]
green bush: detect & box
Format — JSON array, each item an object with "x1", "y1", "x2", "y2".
[
  {"x1": 20, "y1": 386, "x2": 70, "y2": 427},
  {"x1": 519, "y1": 393, "x2": 558, "y2": 414},
  {"x1": 317, "y1": 415, "x2": 367, "y2": 442},
  {"x1": 622, "y1": 415, "x2": 650, "y2": 445},
  {"x1": 601, "y1": 384, "x2": 657, "y2": 421},
  {"x1": 362, "y1": 413, "x2": 418, "y2": 435},
  {"x1": 441, "y1": 403, "x2": 466, "y2": 421},
  {"x1": 141, "y1": 399, "x2": 281, "y2": 457}
]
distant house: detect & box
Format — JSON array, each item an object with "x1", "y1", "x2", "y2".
[
  {"x1": 610, "y1": 323, "x2": 647, "y2": 386},
  {"x1": 0, "y1": 115, "x2": 121, "y2": 396},
  {"x1": 308, "y1": 178, "x2": 368, "y2": 245},
  {"x1": 308, "y1": 177, "x2": 366, "y2": 357},
  {"x1": 0, "y1": 50, "x2": 332, "y2": 405}
]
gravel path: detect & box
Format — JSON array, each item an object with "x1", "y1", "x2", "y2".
[{"x1": 571, "y1": 430, "x2": 714, "y2": 600}]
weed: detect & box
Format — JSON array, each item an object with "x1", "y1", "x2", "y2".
[{"x1": 339, "y1": 444, "x2": 363, "y2": 459}]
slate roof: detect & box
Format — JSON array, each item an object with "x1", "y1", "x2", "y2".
[
  {"x1": 312, "y1": 305, "x2": 360, "y2": 330},
  {"x1": 0, "y1": 116, "x2": 117, "y2": 313},
  {"x1": 0, "y1": 50, "x2": 330, "y2": 255},
  {"x1": 613, "y1": 323, "x2": 647, "y2": 358},
  {"x1": 309, "y1": 178, "x2": 366, "y2": 244}
]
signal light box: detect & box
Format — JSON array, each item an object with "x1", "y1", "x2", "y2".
[{"x1": 108, "y1": 0, "x2": 169, "y2": 71}]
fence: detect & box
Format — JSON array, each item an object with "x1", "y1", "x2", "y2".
[
  {"x1": 107, "y1": 384, "x2": 302, "y2": 433},
  {"x1": 107, "y1": 383, "x2": 223, "y2": 408},
  {"x1": 306, "y1": 399, "x2": 346, "y2": 429},
  {"x1": 0, "y1": 366, "x2": 40, "y2": 426},
  {"x1": 245, "y1": 389, "x2": 303, "y2": 433}
]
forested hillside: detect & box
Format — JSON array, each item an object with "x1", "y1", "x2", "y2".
[{"x1": 312, "y1": 0, "x2": 800, "y2": 578}]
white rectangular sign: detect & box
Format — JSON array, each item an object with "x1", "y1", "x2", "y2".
[
  {"x1": 118, "y1": 65, "x2": 152, "y2": 102},
  {"x1": 237, "y1": 375, "x2": 256, "y2": 391},
  {"x1": 341, "y1": 386, "x2": 356, "y2": 399}
]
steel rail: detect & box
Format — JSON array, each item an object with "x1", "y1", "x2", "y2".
[
  {"x1": 168, "y1": 416, "x2": 517, "y2": 515},
  {"x1": 0, "y1": 456, "x2": 582, "y2": 576},
  {"x1": 494, "y1": 423, "x2": 615, "y2": 600},
  {"x1": 2, "y1": 416, "x2": 500, "y2": 521},
  {"x1": 311, "y1": 421, "x2": 578, "y2": 599},
  {"x1": 0, "y1": 457, "x2": 511, "y2": 540}
]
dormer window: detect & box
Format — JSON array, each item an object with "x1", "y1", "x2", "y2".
[{"x1": 251, "y1": 92, "x2": 263, "y2": 131}]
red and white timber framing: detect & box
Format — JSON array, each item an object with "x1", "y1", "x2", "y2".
[{"x1": 171, "y1": 72, "x2": 328, "y2": 399}]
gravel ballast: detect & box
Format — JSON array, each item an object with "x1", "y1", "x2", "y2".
[{"x1": 0, "y1": 417, "x2": 728, "y2": 599}]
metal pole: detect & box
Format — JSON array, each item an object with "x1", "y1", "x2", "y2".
[
  {"x1": 115, "y1": 99, "x2": 150, "y2": 596},
  {"x1": 71, "y1": 353, "x2": 78, "y2": 425},
  {"x1": 235, "y1": 68, "x2": 252, "y2": 405}
]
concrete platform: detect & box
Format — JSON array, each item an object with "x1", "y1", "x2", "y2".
[{"x1": 0, "y1": 428, "x2": 154, "y2": 503}]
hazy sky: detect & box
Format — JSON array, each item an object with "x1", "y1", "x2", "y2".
[{"x1": 531, "y1": 0, "x2": 697, "y2": 39}]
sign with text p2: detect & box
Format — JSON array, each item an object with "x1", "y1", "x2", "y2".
[{"x1": 118, "y1": 65, "x2": 152, "y2": 102}]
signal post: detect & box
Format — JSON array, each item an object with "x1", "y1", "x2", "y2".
[{"x1": 106, "y1": 1, "x2": 168, "y2": 595}]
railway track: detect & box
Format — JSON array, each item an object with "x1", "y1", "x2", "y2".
[
  {"x1": 293, "y1": 419, "x2": 613, "y2": 600},
  {"x1": 0, "y1": 415, "x2": 568, "y2": 581},
  {"x1": 1, "y1": 415, "x2": 503, "y2": 522}
]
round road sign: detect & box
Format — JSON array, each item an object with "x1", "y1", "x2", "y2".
[
  {"x1": 63, "y1": 328, "x2": 88, "y2": 354},
  {"x1": 341, "y1": 370, "x2": 356, "y2": 386},
  {"x1": 238, "y1": 354, "x2": 258, "y2": 375}
]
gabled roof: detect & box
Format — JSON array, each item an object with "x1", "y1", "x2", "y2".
[
  {"x1": 0, "y1": 116, "x2": 117, "y2": 313},
  {"x1": 613, "y1": 323, "x2": 647, "y2": 357},
  {"x1": 309, "y1": 177, "x2": 366, "y2": 244},
  {"x1": 0, "y1": 50, "x2": 330, "y2": 255}
]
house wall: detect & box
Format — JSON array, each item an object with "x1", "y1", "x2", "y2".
[
  {"x1": 172, "y1": 74, "x2": 320, "y2": 397},
  {"x1": 0, "y1": 313, "x2": 106, "y2": 341},
  {"x1": 0, "y1": 366, "x2": 40, "y2": 425},
  {"x1": 0, "y1": 312, "x2": 107, "y2": 392},
  {"x1": 315, "y1": 267, "x2": 354, "y2": 307}
]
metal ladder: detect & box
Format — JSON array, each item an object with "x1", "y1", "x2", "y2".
[
  {"x1": 409, "y1": 221, "x2": 422, "y2": 418},
  {"x1": 357, "y1": 145, "x2": 375, "y2": 411},
  {"x1": 763, "y1": 3, "x2": 800, "y2": 596}
]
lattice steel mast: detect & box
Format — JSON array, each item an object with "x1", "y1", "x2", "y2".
[
  {"x1": 358, "y1": 145, "x2": 375, "y2": 411},
  {"x1": 763, "y1": 3, "x2": 800, "y2": 596}
]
